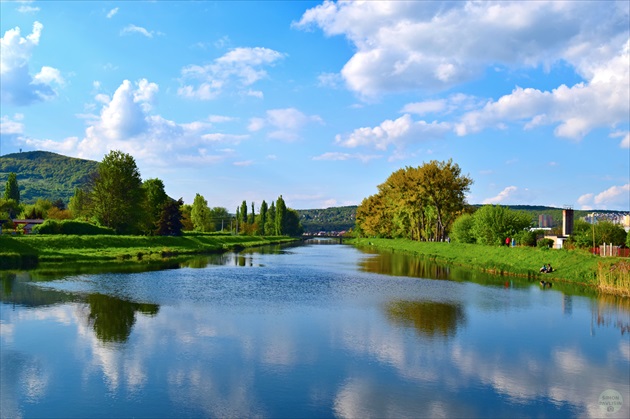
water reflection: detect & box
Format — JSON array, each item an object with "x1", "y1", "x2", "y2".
[
  {"x1": 591, "y1": 294, "x2": 630, "y2": 336},
  {"x1": 385, "y1": 300, "x2": 466, "y2": 339},
  {"x1": 86, "y1": 294, "x2": 159, "y2": 343},
  {"x1": 1, "y1": 243, "x2": 629, "y2": 418}
]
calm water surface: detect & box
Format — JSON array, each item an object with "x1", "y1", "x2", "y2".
[{"x1": 1, "y1": 241, "x2": 629, "y2": 418}]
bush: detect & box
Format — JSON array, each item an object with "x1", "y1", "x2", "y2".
[
  {"x1": 450, "y1": 214, "x2": 476, "y2": 243},
  {"x1": 33, "y1": 220, "x2": 115, "y2": 235},
  {"x1": 514, "y1": 229, "x2": 543, "y2": 247},
  {"x1": 537, "y1": 238, "x2": 554, "y2": 248}
]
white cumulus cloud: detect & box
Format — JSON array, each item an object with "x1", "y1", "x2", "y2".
[
  {"x1": 1, "y1": 22, "x2": 64, "y2": 105},
  {"x1": 335, "y1": 114, "x2": 450, "y2": 152},
  {"x1": 106, "y1": 8, "x2": 119, "y2": 19},
  {"x1": 178, "y1": 47, "x2": 285, "y2": 100},
  {"x1": 249, "y1": 108, "x2": 322, "y2": 141},
  {"x1": 295, "y1": 1, "x2": 629, "y2": 98},
  {"x1": 483, "y1": 186, "x2": 519, "y2": 204},
  {"x1": 577, "y1": 184, "x2": 630, "y2": 210}
]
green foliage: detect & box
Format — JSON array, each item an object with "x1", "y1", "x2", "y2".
[
  {"x1": 191, "y1": 193, "x2": 212, "y2": 232},
  {"x1": 265, "y1": 201, "x2": 276, "y2": 235},
  {"x1": 537, "y1": 238, "x2": 554, "y2": 248},
  {"x1": 276, "y1": 195, "x2": 287, "y2": 235},
  {"x1": 33, "y1": 219, "x2": 115, "y2": 235},
  {"x1": 90, "y1": 150, "x2": 145, "y2": 234},
  {"x1": 240, "y1": 200, "x2": 248, "y2": 228},
  {"x1": 20, "y1": 198, "x2": 53, "y2": 219},
  {"x1": 142, "y1": 178, "x2": 169, "y2": 235},
  {"x1": 0, "y1": 151, "x2": 98, "y2": 204},
  {"x1": 514, "y1": 229, "x2": 542, "y2": 247},
  {"x1": 471, "y1": 205, "x2": 532, "y2": 246},
  {"x1": 284, "y1": 209, "x2": 304, "y2": 236},
  {"x1": 208, "y1": 207, "x2": 230, "y2": 231},
  {"x1": 0, "y1": 198, "x2": 20, "y2": 219},
  {"x1": 569, "y1": 219, "x2": 627, "y2": 248},
  {"x1": 4, "y1": 172, "x2": 20, "y2": 203},
  {"x1": 258, "y1": 200, "x2": 268, "y2": 235},
  {"x1": 156, "y1": 198, "x2": 184, "y2": 236},
  {"x1": 356, "y1": 160, "x2": 473, "y2": 241},
  {"x1": 297, "y1": 206, "x2": 356, "y2": 233},
  {"x1": 68, "y1": 187, "x2": 89, "y2": 218},
  {"x1": 450, "y1": 214, "x2": 476, "y2": 243}
]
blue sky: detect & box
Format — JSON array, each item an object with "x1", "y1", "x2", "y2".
[{"x1": 1, "y1": 1, "x2": 628, "y2": 211}]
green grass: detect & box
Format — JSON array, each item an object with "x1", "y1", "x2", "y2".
[
  {"x1": 0, "y1": 233, "x2": 297, "y2": 267},
  {"x1": 351, "y1": 238, "x2": 629, "y2": 295}
]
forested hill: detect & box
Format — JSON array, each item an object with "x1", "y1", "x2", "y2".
[
  {"x1": 0, "y1": 151, "x2": 98, "y2": 204},
  {"x1": 297, "y1": 206, "x2": 357, "y2": 233}
]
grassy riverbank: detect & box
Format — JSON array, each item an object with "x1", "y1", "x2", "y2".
[
  {"x1": 0, "y1": 233, "x2": 297, "y2": 269},
  {"x1": 351, "y1": 238, "x2": 630, "y2": 296}
]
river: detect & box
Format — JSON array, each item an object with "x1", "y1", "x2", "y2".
[{"x1": 1, "y1": 240, "x2": 629, "y2": 418}]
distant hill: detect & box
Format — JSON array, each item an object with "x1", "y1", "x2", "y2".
[
  {"x1": 0, "y1": 151, "x2": 98, "y2": 204},
  {"x1": 296, "y1": 206, "x2": 357, "y2": 233}
]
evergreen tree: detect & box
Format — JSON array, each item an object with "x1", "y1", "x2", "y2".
[
  {"x1": 275, "y1": 195, "x2": 287, "y2": 235},
  {"x1": 4, "y1": 172, "x2": 20, "y2": 204}
]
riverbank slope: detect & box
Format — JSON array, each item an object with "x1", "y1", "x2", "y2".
[
  {"x1": 351, "y1": 238, "x2": 629, "y2": 296},
  {"x1": 0, "y1": 234, "x2": 297, "y2": 269}
]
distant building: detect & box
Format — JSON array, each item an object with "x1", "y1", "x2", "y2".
[
  {"x1": 538, "y1": 214, "x2": 553, "y2": 228},
  {"x1": 562, "y1": 208, "x2": 574, "y2": 236}
]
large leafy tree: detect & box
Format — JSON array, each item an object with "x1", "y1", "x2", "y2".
[
  {"x1": 4, "y1": 172, "x2": 20, "y2": 204},
  {"x1": 471, "y1": 205, "x2": 532, "y2": 245},
  {"x1": 356, "y1": 160, "x2": 472, "y2": 241},
  {"x1": 191, "y1": 193, "x2": 212, "y2": 232},
  {"x1": 89, "y1": 150, "x2": 144, "y2": 234},
  {"x1": 284, "y1": 209, "x2": 304, "y2": 236}
]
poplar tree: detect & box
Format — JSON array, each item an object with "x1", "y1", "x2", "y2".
[
  {"x1": 275, "y1": 195, "x2": 286, "y2": 236},
  {"x1": 265, "y1": 201, "x2": 276, "y2": 235},
  {"x1": 4, "y1": 172, "x2": 20, "y2": 204},
  {"x1": 240, "y1": 200, "x2": 248, "y2": 228},
  {"x1": 258, "y1": 200, "x2": 268, "y2": 235}
]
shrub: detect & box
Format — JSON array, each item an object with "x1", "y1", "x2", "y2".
[
  {"x1": 450, "y1": 214, "x2": 476, "y2": 243},
  {"x1": 33, "y1": 220, "x2": 115, "y2": 235},
  {"x1": 537, "y1": 238, "x2": 554, "y2": 248}
]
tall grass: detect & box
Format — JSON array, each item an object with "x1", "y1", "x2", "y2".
[{"x1": 598, "y1": 260, "x2": 630, "y2": 297}]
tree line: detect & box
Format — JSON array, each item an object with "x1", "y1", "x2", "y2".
[
  {"x1": 355, "y1": 159, "x2": 628, "y2": 248},
  {"x1": 1, "y1": 150, "x2": 302, "y2": 237}
]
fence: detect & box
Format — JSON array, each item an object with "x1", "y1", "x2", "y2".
[{"x1": 593, "y1": 245, "x2": 630, "y2": 257}]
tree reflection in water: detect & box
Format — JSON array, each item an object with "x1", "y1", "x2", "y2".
[
  {"x1": 385, "y1": 300, "x2": 466, "y2": 339},
  {"x1": 591, "y1": 294, "x2": 630, "y2": 335},
  {"x1": 86, "y1": 294, "x2": 159, "y2": 343}
]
